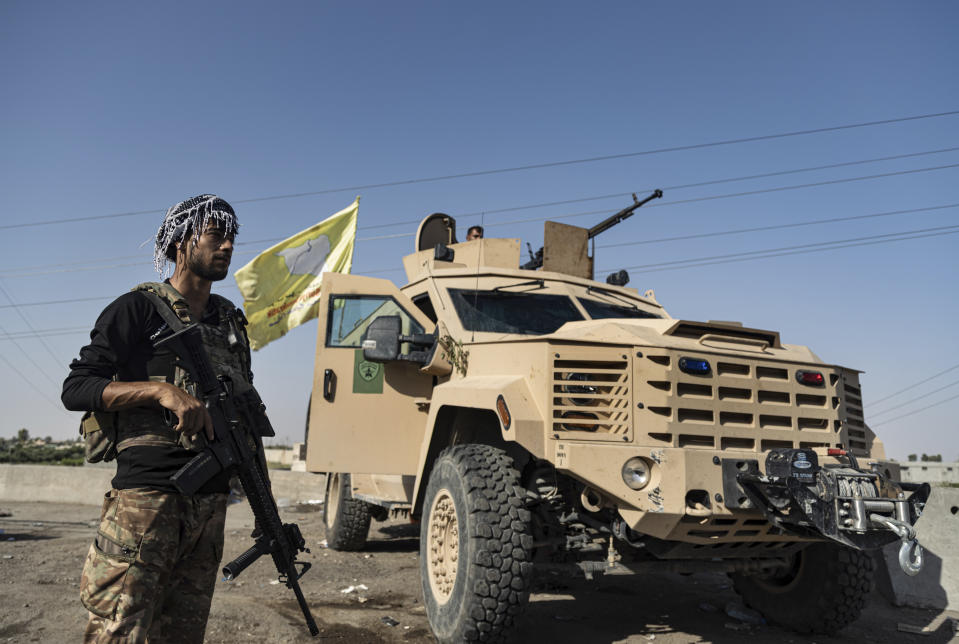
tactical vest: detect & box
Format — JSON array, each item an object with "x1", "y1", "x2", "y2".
[{"x1": 81, "y1": 282, "x2": 254, "y2": 460}]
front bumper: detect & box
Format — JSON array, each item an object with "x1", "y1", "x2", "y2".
[{"x1": 735, "y1": 448, "x2": 929, "y2": 574}]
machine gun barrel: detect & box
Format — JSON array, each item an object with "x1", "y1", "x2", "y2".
[
  {"x1": 520, "y1": 189, "x2": 662, "y2": 271},
  {"x1": 587, "y1": 189, "x2": 662, "y2": 239}
]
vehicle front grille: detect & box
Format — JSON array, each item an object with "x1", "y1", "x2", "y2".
[
  {"x1": 635, "y1": 351, "x2": 856, "y2": 452},
  {"x1": 551, "y1": 349, "x2": 631, "y2": 441}
]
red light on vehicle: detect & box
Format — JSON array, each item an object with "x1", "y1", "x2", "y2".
[
  {"x1": 796, "y1": 370, "x2": 824, "y2": 386},
  {"x1": 827, "y1": 448, "x2": 847, "y2": 456}
]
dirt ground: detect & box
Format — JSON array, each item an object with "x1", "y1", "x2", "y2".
[{"x1": 0, "y1": 498, "x2": 956, "y2": 644}]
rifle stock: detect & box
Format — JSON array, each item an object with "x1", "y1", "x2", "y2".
[{"x1": 154, "y1": 324, "x2": 319, "y2": 637}]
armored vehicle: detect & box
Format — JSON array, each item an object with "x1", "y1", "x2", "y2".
[{"x1": 305, "y1": 194, "x2": 928, "y2": 643}]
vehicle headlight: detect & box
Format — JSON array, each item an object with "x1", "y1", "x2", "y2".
[
  {"x1": 560, "y1": 410, "x2": 598, "y2": 432},
  {"x1": 563, "y1": 372, "x2": 598, "y2": 406},
  {"x1": 622, "y1": 457, "x2": 651, "y2": 490}
]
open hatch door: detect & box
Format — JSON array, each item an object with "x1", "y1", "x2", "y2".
[{"x1": 306, "y1": 272, "x2": 435, "y2": 476}]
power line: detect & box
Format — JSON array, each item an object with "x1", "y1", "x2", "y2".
[
  {"x1": 869, "y1": 379, "x2": 959, "y2": 419},
  {"x1": 0, "y1": 353, "x2": 69, "y2": 415},
  {"x1": 6, "y1": 225, "x2": 957, "y2": 335},
  {"x1": 4, "y1": 160, "x2": 959, "y2": 280},
  {"x1": 598, "y1": 203, "x2": 959, "y2": 250},
  {"x1": 600, "y1": 226, "x2": 959, "y2": 275},
  {"x1": 0, "y1": 247, "x2": 263, "y2": 279},
  {"x1": 0, "y1": 296, "x2": 113, "y2": 309},
  {"x1": 354, "y1": 145, "x2": 959, "y2": 231},
  {"x1": 870, "y1": 363, "x2": 959, "y2": 407},
  {"x1": 611, "y1": 224, "x2": 959, "y2": 271},
  {"x1": 3, "y1": 111, "x2": 958, "y2": 232},
  {"x1": 440, "y1": 146, "x2": 959, "y2": 222},
  {"x1": 0, "y1": 327, "x2": 91, "y2": 340},
  {"x1": 0, "y1": 280, "x2": 70, "y2": 374},
  {"x1": 1, "y1": 146, "x2": 949, "y2": 261},
  {"x1": 332, "y1": 226, "x2": 959, "y2": 277},
  {"x1": 0, "y1": 315, "x2": 62, "y2": 387},
  {"x1": 487, "y1": 163, "x2": 959, "y2": 230},
  {"x1": 870, "y1": 392, "x2": 959, "y2": 428},
  {"x1": 3, "y1": 213, "x2": 958, "y2": 307}
]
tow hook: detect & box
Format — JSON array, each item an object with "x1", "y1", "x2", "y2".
[{"x1": 870, "y1": 513, "x2": 923, "y2": 576}]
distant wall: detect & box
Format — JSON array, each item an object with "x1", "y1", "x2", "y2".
[
  {"x1": 0, "y1": 464, "x2": 326, "y2": 506},
  {"x1": 876, "y1": 487, "x2": 959, "y2": 611},
  {"x1": 263, "y1": 448, "x2": 293, "y2": 466},
  {"x1": 899, "y1": 461, "x2": 959, "y2": 485}
]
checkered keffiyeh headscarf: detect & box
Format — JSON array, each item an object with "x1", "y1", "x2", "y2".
[{"x1": 154, "y1": 194, "x2": 239, "y2": 275}]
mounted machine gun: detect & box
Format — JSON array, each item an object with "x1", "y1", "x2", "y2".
[{"x1": 521, "y1": 189, "x2": 663, "y2": 281}]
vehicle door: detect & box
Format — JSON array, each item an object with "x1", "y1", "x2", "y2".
[{"x1": 306, "y1": 272, "x2": 435, "y2": 476}]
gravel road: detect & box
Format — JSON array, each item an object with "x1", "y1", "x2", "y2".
[{"x1": 0, "y1": 499, "x2": 955, "y2": 643}]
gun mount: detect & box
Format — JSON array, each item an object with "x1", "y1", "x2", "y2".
[{"x1": 521, "y1": 189, "x2": 663, "y2": 278}]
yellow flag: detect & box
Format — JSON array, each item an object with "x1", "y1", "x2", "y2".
[{"x1": 234, "y1": 197, "x2": 359, "y2": 350}]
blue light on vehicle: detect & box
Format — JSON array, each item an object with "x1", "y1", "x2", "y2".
[{"x1": 679, "y1": 357, "x2": 711, "y2": 375}]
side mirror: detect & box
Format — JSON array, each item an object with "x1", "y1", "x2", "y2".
[{"x1": 362, "y1": 316, "x2": 401, "y2": 362}]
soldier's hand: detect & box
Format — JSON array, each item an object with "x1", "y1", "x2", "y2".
[{"x1": 154, "y1": 382, "x2": 215, "y2": 440}]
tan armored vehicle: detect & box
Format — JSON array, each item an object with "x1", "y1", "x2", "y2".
[{"x1": 305, "y1": 193, "x2": 929, "y2": 643}]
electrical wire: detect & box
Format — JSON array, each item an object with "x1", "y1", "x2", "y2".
[
  {"x1": 0, "y1": 352, "x2": 69, "y2": 415},
  {"x1": 4, "y1": 162, "x2": 959, "y2": 280},
  {"x1": 598, "y1": 226, "x2": 959, "y2": 275},
  {"x1": 0, "y1": 279, "x2": 70, "y2": 373},
  {"x1": 869, "y1": 379, "x2": 959, "y2": 419},
  {"x1": 427, "y1": 145, "x2": 959, "y2": 224},
  {"x1": 485, "y1": 163, "x2": 959, "y2": 230},
  {"x1": 598, "y1": 203, "x2": 959, "y2": 250},
  {"x1": 0, "y1": 296, "x2": 113, "y2": 309},
  {"x1": 870, "y1": 392, "x2": 959, "y2": 428},
  {"x1": 606, "y1": 225, "x2": 959, "y2": 272},
  {"x1": 869, "y1": 363, "x2": 959, "y2": 407},
  {"x1": 0, "y1": 327, "x2": 91, "y2": 340},
  {"x1": 0, "y1": 314, "x2": 62, "y2": 387},
  {"x1": 2, "y1": 111, "x2": 957, "y2": 232}
]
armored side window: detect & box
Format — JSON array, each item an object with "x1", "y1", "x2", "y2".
[
  {"x1": 326, "y1": 295, "x2": 424, "y2": 348},
  {"x1": 411, "y1": 293, "x2": 437, "y2": 323}
]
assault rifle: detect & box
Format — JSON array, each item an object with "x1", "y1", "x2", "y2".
[
  {"x1": 521, "y1": 188, "x2": 663, "y2": 270},
  {"x1": 155, "y1": 324, "x2": 319, "y2": 637}
]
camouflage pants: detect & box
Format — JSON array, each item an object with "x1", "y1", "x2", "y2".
[{"x1": 80, "y1": 488, "x2": 228, "y2": 644}]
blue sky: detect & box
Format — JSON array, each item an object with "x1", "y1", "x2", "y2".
[{"x1": 1, "y1": 2, "x2": 957, "y2": 460}]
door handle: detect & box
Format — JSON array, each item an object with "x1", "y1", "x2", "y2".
[{"x1": 323, "y1": 369, "x2": 336, "y2": 402}]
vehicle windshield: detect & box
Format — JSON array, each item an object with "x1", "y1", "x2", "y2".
[
  {"x1": 577, "y1": 297, "x2": 661, "y2": 320},
  {"x1": 448, "y1": 289, "x2": 584, "y2": 335}
]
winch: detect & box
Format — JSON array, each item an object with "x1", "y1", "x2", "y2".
[{"x1": 730, "y1": 447, "x2": 929, "y2": 575}]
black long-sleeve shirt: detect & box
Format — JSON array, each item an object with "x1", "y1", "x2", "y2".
[{"x1": 62, "y1": 290, "x2": 230, "y2": 493}]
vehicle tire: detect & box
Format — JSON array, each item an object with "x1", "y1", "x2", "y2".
[
  {"x1": 731, "y1": 543, "x2": 874, "y2": 634},
  {"x1": 419, "y1": 444, "x2": 533, "y2": 644},
  {"x1": 323, "y1": 473, "x2": 372, "y2": 551}
]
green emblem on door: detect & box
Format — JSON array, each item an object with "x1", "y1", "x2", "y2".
[
  {"x1": 353, "y1": 349, "x2": 384, "y2": 394},
  {"x1": 358, "y1": 360, "x2": 380, "y2": 382}
]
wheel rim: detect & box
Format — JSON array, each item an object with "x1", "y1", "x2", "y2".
[
  {"x1": 753, "y1": 549, "x2": 807, "y2": 593},
  {"x1": 326, "y1": 473, "x2": 341, "y2": 528},
  {"x1": 426, "y1": 488, "x2": 459, "y2": 604}
]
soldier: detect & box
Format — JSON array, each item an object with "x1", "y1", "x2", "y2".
[
  {"x1": 62, "y1": 194, "x2": 250, "y2": 643},
  {"x1": 466, "y1": 225, "x2": 484, "y2": 241}
]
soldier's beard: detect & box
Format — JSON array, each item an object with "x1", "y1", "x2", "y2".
[{"x1": 187, "y1": 253, "x2": 230, "y2": 281}]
